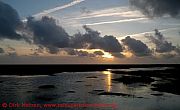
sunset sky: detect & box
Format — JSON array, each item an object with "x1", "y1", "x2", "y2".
[{"x1": 0, "y1": 0, "x2": 180, "y2": 64}]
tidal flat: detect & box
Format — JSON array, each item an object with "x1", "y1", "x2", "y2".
[{"x1": 0, "y1": 65, "x2": 180, "y2": 110}]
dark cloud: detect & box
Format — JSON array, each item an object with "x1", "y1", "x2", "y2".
[
  {"x1": 160, "y1": 53, "x2": 177, "y2": 59},
  {"x1": 129, "y1": 0, "x2": 180, "y2": 17},
  {"x1": 122, "y1": 36, "x2": 151, "y2": 56},
  {"x1": 70, "y1": 25, "x2": 123, "y2": 53},
  {"x1": 27, "y1": 16, "x2": 70, "y2": 53},
  {"x1": 145, "y1": 29, "x2": 178, "y2": 53},
  {"x1": 0, "y1": 1, "x2": 123, "y2": 56},
  {"x1": 31, "y1": 46, "x2": 45, "y2": 56},
  {"x1": 27, "y1": 18, "x2": 123, "y2": 55},
  {"x1": 6, "y1": 46, "x2": 17, "y2": 56},
  {"x1": 0, "y1": 47, "x2": 4, "y2": 53},
  {"x1": 80, "y1": 7, "x2": 91, "y2": 14},
  {"x1": 7, "y1": 51, "x2": 17, "y2": 56},
  {"x1": 111, "y1": 53, "x2": 124, "y2": 58},
  {"x1": 34, "y1": 45, "x2": 44, "y2": 53},
  {"x1": 47, "y1": 45, "x2": 59, "y2": 54},
  {"x1": 63, "y1": 48, "x2": 96, "y2": 57},
  {"x1": 7, "y1": 46, "x2": 15, "y2": 51},
  {"x1": 102, "y1": 35, "x2": 123, "y2": 52},
  {"x1": 76, "y1": 50, "x2": 95, "y2": 57},
  {"x1": 94, "y1": 51, "x2": 104, "y2": 56},
  {"x1": 0, "y1": 1, "x2": 22, "y2": 39},
  {"x1": 63, "y1": 48, "x2": 77, "y2": 56},
  {"x1": 31, "y1": 52, "x2": 39, "y2": 56}
]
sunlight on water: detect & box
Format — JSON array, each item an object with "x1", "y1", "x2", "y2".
[
  {"x1": 102, "y1": 71, "x2": 112, "y2": 92},
  {"x1": 0, "y1": 67, "x2": 180, "y2": 110}
]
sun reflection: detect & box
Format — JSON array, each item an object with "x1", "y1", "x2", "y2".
[{"x1": 102, "y1": 71, "x2": 112, "y2": 92}]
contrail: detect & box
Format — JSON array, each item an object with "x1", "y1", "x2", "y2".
[
  {"x1": 68, "y1": 11, "x2": 137, "y2": 20},
  {"x1": 66, "y1": 10, "x2": 143, "y2": 20},
  {"x1": 85, "y1": 18, "x2": 148, "y2": 26},
  {"x1": 127, "y1": 27, "x2": 180, "y2": 37},
  {"x1": 33, "y1": 0, "x2": 85, "y2": 18}
]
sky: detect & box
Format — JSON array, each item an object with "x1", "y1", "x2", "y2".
[{"x1": 0, "y1": 0, "x2": 180, "y2": 64}]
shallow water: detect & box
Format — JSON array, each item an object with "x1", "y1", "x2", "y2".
[{"x1": 0, "y1": 67, "x2": 180, "y2": 110}]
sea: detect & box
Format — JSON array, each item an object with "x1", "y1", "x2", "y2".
[{"x1": 0, "y1": 66, "x2": 180, "y2": 110}]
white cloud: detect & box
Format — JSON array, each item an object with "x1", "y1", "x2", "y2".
[
  {"x1": 64, "y1": 6, "x2": 144, "y2": 20},
  {"x1": 58, "y1": 6, "x2": 145, "y2": 27},
  {"x1": 127, "y1": 27, "x2": 180, "y2": 37},
  {"x1": 85, "y1": 18, "x2": 148, "y2": 26}
]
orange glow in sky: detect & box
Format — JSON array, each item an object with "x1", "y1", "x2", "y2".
[
  {"x1": 122, "y1": 51, "x2": 133, "y2": 58},
  {"x1": 76, "y1": 49, "x2": 114, "y2": 59}
]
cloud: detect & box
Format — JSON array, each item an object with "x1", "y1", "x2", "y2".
[
  {"x1": 33, "y1": 0, "x2": 85, "y2": 18},
  {"x1": 7, "y1": 52, "x2": 17, "y2": 56},
  {"x1": 111, "y1": 53, "x2": 124, "y2": 58},
  {"x1": 70, "y1": 25, "x2": 123, "y2": 53},
  {"x1": 85, "y1": 18, "x2": 148, "y2": 26},
  {"x1": 145, "y1": 29, "x2": 179, "y2": 53},
  {"x1": 122, "y1": 36, "x2": 151, "y2": 56},
  {"x1": 67, "y1": 7, "x2": 143, "y2": 20},
  {"x1": 26, "y1": 16, "x2": 123, "y2": 55},
  {"x1": 0, "y1": 47, "x2": 4, "y2": 54},
  {"x1": 93, "y1": 51, "x2": 104, "y2": 56},
  {"x1": 63, "y1": 5, "x2": 146, "y2": 27},
  {"x1": 80, "y1": 7, "x2": 91, "y2": 14},
  {"x1": 76, "y1": 50, "x2": 95, "y2": 57},
  {"x1": 63, "y1": 48, "x2": 77, "y2": 55},
  {"x1": 26, "y1": 17, "x2": 123, "y2": 55},
  {"x1": 0, "y1": 1, "x2": 32, "y2": 43},
  {"x1": 0, "y1": 1, "x2": 149, "y2": 58},
  {"x1": 0, "y1": 1, "x2": 22, "y2": 40},
  {"x1": 129, "y1": 0, "x2": 180, "y2": 17},
  {"x1": 127, "y1": 27, "x2": 180, "y2": 37},
  {"x1": 47, "y1": 46, "x2": 60, "y2": 54},
  {"x1": 102, "y1": 35, "x2": 123, "y2": 52},
  {"x1": 31, "y1": 45, "x2": 45, "y2": 56},
  {"x1": 7, "y1": 46, "x2": 16, "y2": 51},
  {"x1": 27, "y1": 16, "x2": 70, "y2": 54},
  {"x1": 61, "y1": 48, "x2": 97, "y2": 57}
]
